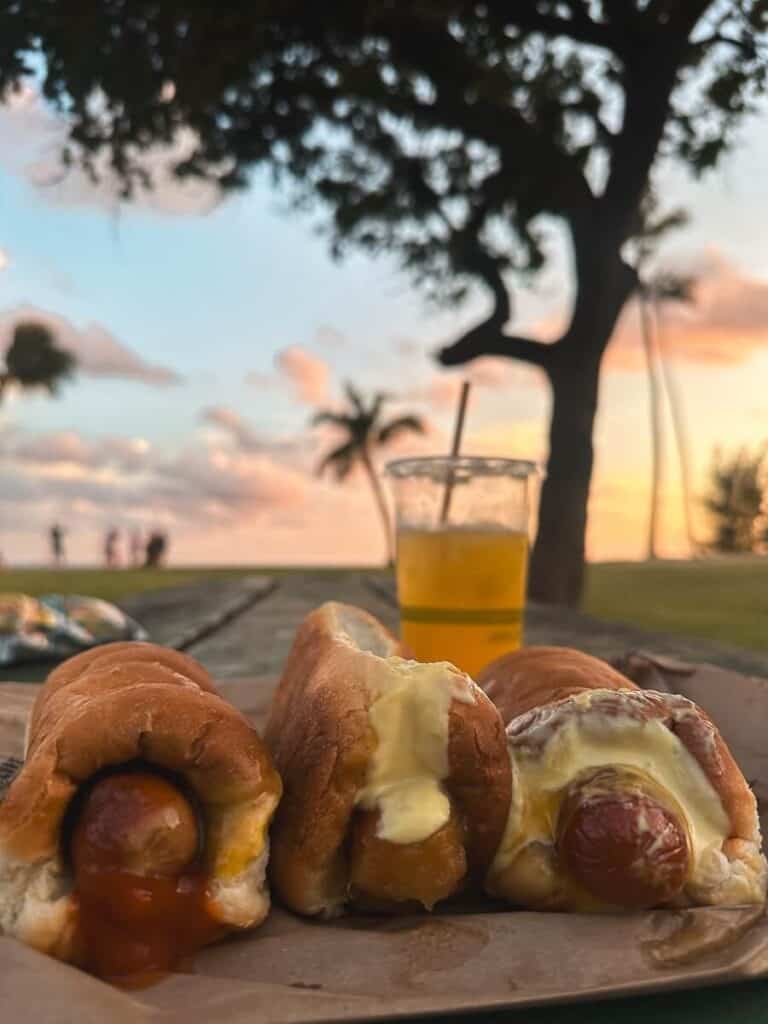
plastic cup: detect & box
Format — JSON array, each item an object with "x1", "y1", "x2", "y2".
[{"x1": 385, "y1": 455, "x2": 536, "y2": 678}]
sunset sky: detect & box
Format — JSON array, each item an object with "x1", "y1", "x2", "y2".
[{"x1": 1, "y1": 83, "x2": 768, "y2": 567}]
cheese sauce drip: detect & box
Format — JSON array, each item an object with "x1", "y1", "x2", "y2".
[
  {"x1": 356, "y1": 658, "x2": 475, "y2": 844},
  {"x1": 491, "y1": 692, "x2": 731, "y2": 899}
]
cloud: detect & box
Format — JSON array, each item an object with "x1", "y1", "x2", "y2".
[
  {"x1": 0, "y1": 249, "x2": 8, "y2": 271},
  {"x1": 200, "y1": 405, "x2": 300, "y2": 455},
  {"x1": 606, "y1": 251, "x2": 768, "y2": 371},
  {"x1": 409, "y1": 357, "x2": 545, "y2": 410},
  {"x1": 0, "y1": 83, "x2": 222, "y2": 216},
  {"x1": 156, "y1": 446, "x2": 308, "y2": 515},
  {"x1": 274, "y1": 346, "x2": 330, "y2": 405},
  {"x1": 201, "y1": 405, "x2": 270, "y2": 453},
  {"x1": 0, "y1": 421, "x2": 310, "y2": 553},
  {"x1": 8, "y1": 430, "x2": 152, "y2": 473},
  {"x1": 12, "y1": 431, "x2": 91, "y2": 465},
  {"x1": 417, "y1": 374, "x2": 464, "y2": 409},
  {"x1": 0, "y1": 305, "x2": 181, "y2": 386}
]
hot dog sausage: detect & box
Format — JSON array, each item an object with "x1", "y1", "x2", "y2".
[
  {"x1": 71, "y1": 772, "x2": 200, "y2": 879},
  {"x1": 555, "y1": 767, "x2": 690, "y2": 909}
]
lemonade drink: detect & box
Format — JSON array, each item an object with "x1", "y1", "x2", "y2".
[{"x1": 395, "y1": 525, "x2": 529, "y2": 677}]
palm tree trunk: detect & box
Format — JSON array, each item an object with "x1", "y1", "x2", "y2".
[
  {"x1": 639, "y1": 293, "x2": 664, "y2": 561},
  {"x1": 653, "y1": 298, "x2": 698, "y2": 556},
  {"x1": 360, "y1": 446, "x2": 394, "y2": 565}
]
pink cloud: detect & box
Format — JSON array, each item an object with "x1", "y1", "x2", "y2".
[
  {"x1": 409, "y1": 357, "x2": 545, "y2": 411},
  {"x1": 9, "y1": 430, "x2": 152, "y2": 473},
  {"x1": 0, "y1": 305, "x2": 181, "y2": 386},
  {"x1": 0, "y1": 423, "x2": 310, "y2": 551},
  {"x1": 420, "y1": 374, "x2": 464, "y2": 409},
  {"x1": 605, "y1": 251, "x2": 768, "y2": 371},
  {"x1": 201, "y1": 405, "x2": 302, "y2": 456},
  {"x1": 156, "y1": 447, "x2": 307, "y2": 515},
  {"x1": 201, "y1": 406, "x2": 268, "y2": 453},
  {"x1": 13, "y1": 430, "x2": 91, "y2": 465},
  {"x1": 274, "y1": 346, "x2": 330, "y2": 405}
]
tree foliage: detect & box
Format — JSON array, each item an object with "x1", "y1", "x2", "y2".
[
  {"x1": 1, "y1": 321, "x2": 76, "y2": 399},
  {"x1": 3, "y1": 3, "x2": 765, "y2": 305},
  {"x1": 703, "y1": 445, "x2": 768, "y2": 553}
]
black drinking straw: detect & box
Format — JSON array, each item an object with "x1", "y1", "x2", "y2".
[{"x1": 439, "y1": 380, "x2": 471, "y2": 525}]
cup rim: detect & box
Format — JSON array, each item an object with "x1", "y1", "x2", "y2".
[{"x1": 384, "y1": 454, "x2": 539, "y2": 479}]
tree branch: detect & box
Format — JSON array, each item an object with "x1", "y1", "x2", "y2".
[
  {"x1": 438, "y1": 323, "x2": 553, "y2": 368},
  {"x1": 436, "y1": 230, "x2": 554, "y2": 369},
  {"x1": 692, "y1": 32, "x2": 760, "y2": 58}
]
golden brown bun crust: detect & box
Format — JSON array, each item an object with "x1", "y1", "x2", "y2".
[
  {"x1": 477, "y1": 645, "x2": 638, "y2": 724},
  {"x1": 265, "y1": 604, "x2": 383, "y2": 914},
  {"x1": 2, "y1": 678, "x2": 279, "y2": 864},
  {"x1": 265, "y1": 602, "x2": 512, "y2": 915},
  {"x1": 447, "y1": 692, "x2": 512, "y2": 875},
  {"x1": 30, "y1": 641, "x2": 216, "y2": 740}
]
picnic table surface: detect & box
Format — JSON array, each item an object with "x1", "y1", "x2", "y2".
[{"x1": 4, "y1": 568, "x2": 768, "y2": 1023}]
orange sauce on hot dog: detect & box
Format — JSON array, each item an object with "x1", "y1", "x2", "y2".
[{"x1": 70, "y1": 772, "x2": 224, "y2": 982}]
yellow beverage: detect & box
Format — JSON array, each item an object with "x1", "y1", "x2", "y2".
[{"x1": 395, "y1": 526, "x2": 529, "y2": 678}]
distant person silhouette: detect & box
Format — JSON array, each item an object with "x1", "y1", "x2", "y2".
[
  {"x1": 50, "y1": 523, "x2": 66, "y2": 567},
  {"x1": 144, "y1": 530, "x2": 168, "y2": 569},
  {"x1": 104, "y1": 527, "x2": 120, "y2": 569}
]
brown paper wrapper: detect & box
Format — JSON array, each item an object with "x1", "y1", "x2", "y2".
[{"x1": 2, "y1": 659, "x2": 768, "y2": 1022}]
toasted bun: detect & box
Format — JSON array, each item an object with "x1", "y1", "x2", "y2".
[
  {"x1": 28, "y1": 641, "x2": 216, "y2": 743},
  {"x1": 488, "y1": 687, "x2": 766, "y2": 910},
  {"x1": 265, "y1": 602, "x2": 511, "y2": 917},
  {"x1": 0, "y1": 644, "x2": 281, "y2": 963},
  {"x1": 477, "y1": 645, "x2": 638, "y2": 724}
]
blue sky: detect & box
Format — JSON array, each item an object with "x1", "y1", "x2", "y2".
[{"x1": 1, "y1": 86, "x2": 768, "y2": 565}]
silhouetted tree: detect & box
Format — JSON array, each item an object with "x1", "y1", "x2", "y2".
[
  {"x1": 3, "y1": 3, "x2": 765, "y2": 601},
  {"x1": 314, "y1": 384, "x2": 424, "y2": 564},
  {"x1": 703, "y1": 446, "x2": 766, "y2": 554},
  {"x1": 0, "y1": 322, "x2": 75, "y2": 400}
]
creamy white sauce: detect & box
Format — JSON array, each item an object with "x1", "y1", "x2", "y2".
[
  {"x1": 491, "y1": 701, "x2": 732, "y2": 899},
  {"x1": 355, "y1": 657, "x2": 475, "y2": 844}
]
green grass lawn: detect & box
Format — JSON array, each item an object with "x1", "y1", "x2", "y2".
[
  {"x1": 0, "y1": 567, "x2": 258, "y2": 602},
  {"x1": 0, "y1": 565, "x2": 385, "y2": 603},
  {"x1": 585, "y1": 557, "x2": 768, "y2": 652}
]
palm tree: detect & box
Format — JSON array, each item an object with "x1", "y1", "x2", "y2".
[
  {"x1": 648, "y1": 273, "x2": 698, "y2": 556},
  {"x1": 636, "y1": 287, "x2": 664, "y2": 560},
  {"x1": 313, "y1": 383, "x2": 425, "y2": 564},
  {"x1": 632, "y1": 197, "x2": 689, "y2": 561},
  {"x1": 636, "y1": 272, "x2": 697, "y2": 560},
  {"x1": 0, "y1": 322, "x2": 76, "y2": 401}
]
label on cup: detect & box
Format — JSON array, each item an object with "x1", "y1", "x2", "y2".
[{"x1": 399, "y1": 606, "x2": 523, "y2": 625}]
